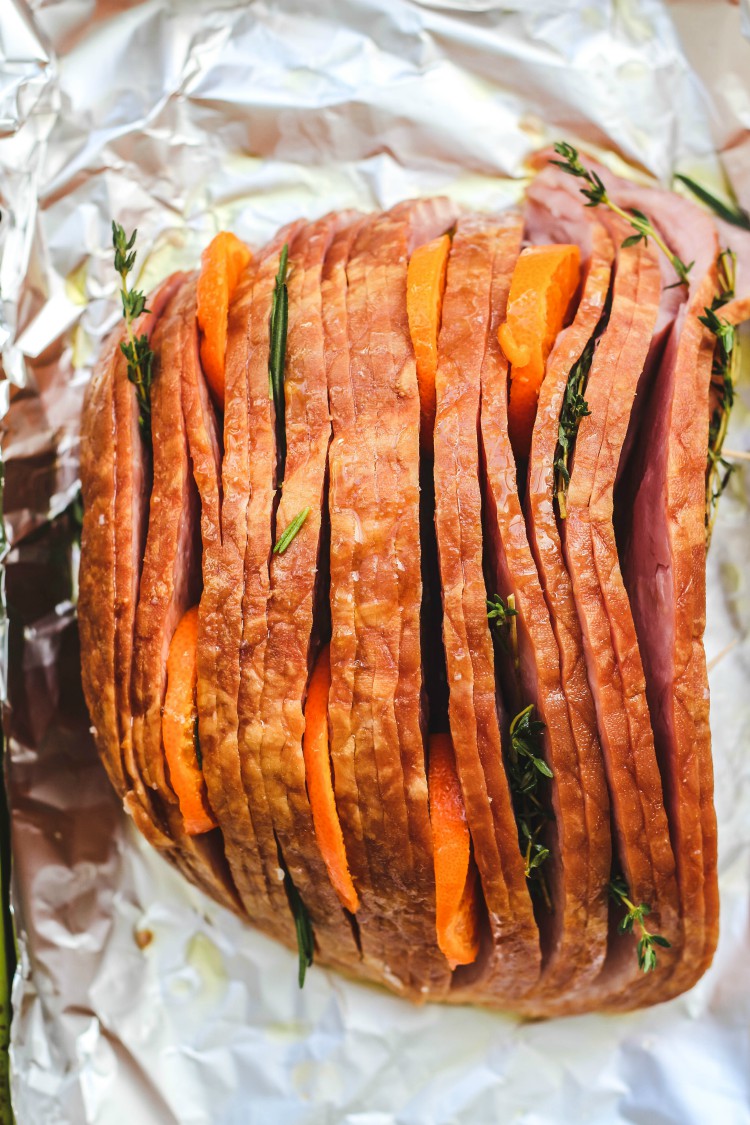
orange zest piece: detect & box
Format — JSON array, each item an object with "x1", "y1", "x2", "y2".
[
  {"x1": 407, "y1": 233, "x2": 451, "y2": 456},
  {"x1": 196, "y1": 231, "x2": 252, "y2": 407},
  {"x1": 428, "y1": 732, "x2": 480, "y2": 969},
  {"x1": 303, "y1": 645, "x2": 359, "y2": 913},
  {"x1": 162, "y1": 606, "x2": 217, "y2": 835},
  {"x1": 499, "y1": 243, "x2": 581, "y2": 460}
]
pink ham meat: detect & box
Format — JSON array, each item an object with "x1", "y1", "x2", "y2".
[
  {"x1": 326, "y1": 198, "x2": 458, "y2": 997},
  {"x1": 573, "y1": 159, "x2": 724, "y2": 990},
  {"x1": 79, "y1": 327, "x2": 127, "y2": 798},
  {"x1": 477, "y1": 216, "x2": 609, "y2": 1009},
  {"x1": 561, "y1": 221, "x2": 681, "y2": 1006},
  {"x1": 624, "y1": 264, "x2": 721, "y2": 990},
  {"x1": 128, "y1": 278, "x2": 240, "y2": 911},
  {"x1": 198, "y1": 231, "x2": 301, "y2": 943},
  {"x1": 431, "y1": 214, "x2": 540, "y2": 1003},
  {"x1": 524, "y1": 207, "x2": 615, "y2": 998},
  {"x1": 252, "y1": 214, "x2": 364, "y2": 974}
]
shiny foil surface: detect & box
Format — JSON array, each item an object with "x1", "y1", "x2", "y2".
[{"x1": 2, "y1": 1, "x2": 750, "y2": 1121}]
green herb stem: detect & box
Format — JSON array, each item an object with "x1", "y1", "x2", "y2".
[
  {"x1": 487, "y1": 592, "x2": 519, "y2": 666},
  {"x1": 507, "y1": 704, "x2": 553, "y2": 901},
  {"x1": 608, "y1": 877, "x2": 671, "y2": 973},
  {"x1": 269, "y1": 243, "x2": 290, "y2": 474},
  {"x1": 111, "y1": 222, "x2": 155, "y2": 440},
  {"x1": 551, "y1": 143, "x2": 693, "y2": 288},
  {"x1": 701, "y1": 249, "x2": 739, "y2": 543},
  {"x1": 675, "y1": 173, "x2": 750, "y2": 232},
  {"x1": 554, "y1": 336, "x2": 595, "y2": 518},
  {"x1": 283, "y1": 870, "x2": 314, "y2": 987}
]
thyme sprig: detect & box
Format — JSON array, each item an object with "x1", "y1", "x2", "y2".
[
  {"x1": 274, "y1": 507, "x2": 310, "y2": 555},
  {"x1": 675, "y1": 173, "x2": 750, "y2": 232},
  {"x1": 554, "y1": 336, "x2": 594, "y2": 518},
  {"x1": 551, "y1": 143, "x2": 693, "y2": 288},
  {"x1": 608, "y1": 877, "x2": 671, "y2": 973},
  {"x1": 112, "y1": 222, "x2": 155, "y2": 439},
  {"x1": 269, "y1": 242, "x2": 290, "y2": 474},
  {"x1": 487, "y1": 593, "x2": 518, "y2": 663},
  {"x1": 508, "y1": 704, "x2": 553, "y2": 900},
  {"x1": 700, "y1": 249, "x2": 739, "y2": 542}
]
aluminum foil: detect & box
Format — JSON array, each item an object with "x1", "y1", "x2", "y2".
[{"x1": 2, "y1": 0, "x2": 750, "y2": 1120}]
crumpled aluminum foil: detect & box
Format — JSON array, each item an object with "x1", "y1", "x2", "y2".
[{"x1": 2, "y1": 0, "x2": 750, "y2": 1121}]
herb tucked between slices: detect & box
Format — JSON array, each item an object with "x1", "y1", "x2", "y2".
[
  {"x1": 608, "y1": 876, "x2": 671, "y2": 973},
  {"x1": 675, "y1": 173, "x2": 750, "y2": 233},
  {"x1": 554, "y1": 336, "x2": 594, "y2": 518},
  {"x1": 284, "y1": 868, "x2": 314, "y2": 988},
  {"x1": 551, "y1": 143, "x2": 693, "y2": 288},
  {"x1": 269, "y1": 242, "x2": 290, "y2": 475},
  {"x1": 508, "y1": 704, "x2": 553, "y2": 903},
  {"x1": 274, "y1": 507, "x2": 310, "y2": 555},
  {"x1": 112, "y1": 222, "x2": 155, "y2": 439},
  {"x1": 487, "y1": 593, "x2": 518, "y2": 664},
  {"x1": 701, "y1": 249, "x2": 739, "y2": 543}
]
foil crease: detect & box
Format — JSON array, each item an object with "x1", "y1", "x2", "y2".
[{"x1": 2, "y1": 1, "x2": 750, "y2": 1121}]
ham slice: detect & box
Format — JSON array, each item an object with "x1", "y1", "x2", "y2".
[
  {"x1": 252, "y1": 213, "x2": 364, "y2": 974},
  {"x1": 477, "y1": 217, "x2": 610, "y2": 1009},
  {"x1": 326, "y1": 198, "x2": 458, "y2": 997},
  {"x1": 198, "y1": 229, "x2": 303, "y2": 943},
  {"x1": 79, "y1": 328, "x2": 127, "y2": 798},
  {"x1": 561, "y1": 222, "x2": 680, "y2": 1007},
  {"x1": 430, "y1": 214, "x2": 540, "y2": 1003},
  {"x1": 524, "y1": 210, "x2": 615, "y2": 1000}
]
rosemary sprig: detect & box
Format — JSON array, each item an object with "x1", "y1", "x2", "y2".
[
  {"x1": 269, "y1": 242, "x2": 290, "y2": 473},
  {"x1": 487, "y1": 592, "x2": 518, "y2": 663},
  {"x1": 274, "y1": 507, "x2": 310, "y2": 555},
  {"x1": 675, "y1": 173, "x2": 750, "y2": 232},
  {"x1": 507, "y1": 704, "x2": 553, "y2": 899},
  {"x1": 283, "y1": 869, "x2": 314, "y2": 988},
  {"x1": 701, "y1": 249, "x2": 740, "y2": 542},
  {"x1": 608, "y1": 876, "x2": 671, "y2": 973},
  {"x1": 554, "y1": 336, "x2": 594, "y2": 518},
  {"x1": 551, "y1": 143, "x2": 693, "y2": 288},
  {"x1": 112, "y1": 222, "x2": 155, "y2": 439}
]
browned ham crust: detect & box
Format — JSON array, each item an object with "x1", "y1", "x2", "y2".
[
  {"x1": 326, "y1": 199, "x2": 458, "y2": 997},
  {"x1": 431, "y1": 214, "x2": 540, "y2": 1002},
  {"x1": 524, "y1": 214, "x2": 615, "y2": 999},
  {"x1": 79, "y1": 181, "x2": 729, "y2": 1011},
  {"x1": 253, "y1": 213, "x2": 364, "y2": 974}
]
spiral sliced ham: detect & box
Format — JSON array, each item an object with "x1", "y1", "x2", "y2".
[{"x1": 79, "y1": 165, "x2": 741, "y2": 1012}]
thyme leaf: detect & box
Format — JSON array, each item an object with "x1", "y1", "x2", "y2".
[
  {"x1": 487, "y1": 593, "x2": 518, "y2": 662},
  {"x1": 554, "y1": 336, "x2": 595, "y2": 518},
  {"x1": 507, "y1": 704, "x2": 553, "y2": 900},
  {"x1": 552, "y1": 143, "x2": 693, "y2": 288},
  {"x1": 112, "y1": 222, "x2": 154, "y2": 440},
  {"x1": 702, "y1": 249, "x2": 740, "y2": 543},
  {"x1": 608, "y1": 877, "x2": 671, "y2": 973},
  {"x1": 674, "y1": 173, "x2": 750, "y2": 232},
  {"x1": 269, "y1": 242, "x2": 290, "y2": 475},
  {"x1": 274, "y1": 507, "x2": 310, "y2": 555}
]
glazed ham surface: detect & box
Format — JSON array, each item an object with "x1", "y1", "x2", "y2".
[{"x1": 79, "y1": 153, "x2": 741, "y2": 1014}]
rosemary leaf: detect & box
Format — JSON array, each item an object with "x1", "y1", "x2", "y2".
[
  {"x1": 269, "y1": 242, "x2": 290, "y2": 473},
  {"x1": 675, "y1": 173, "x2": 750, "y2": 232},
  {"x1": 274, "y1": 507, "x2": 310, "y2": 555},
  {"x1": 283, "y1": 869, "x2": 314, "y2": 987}
]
